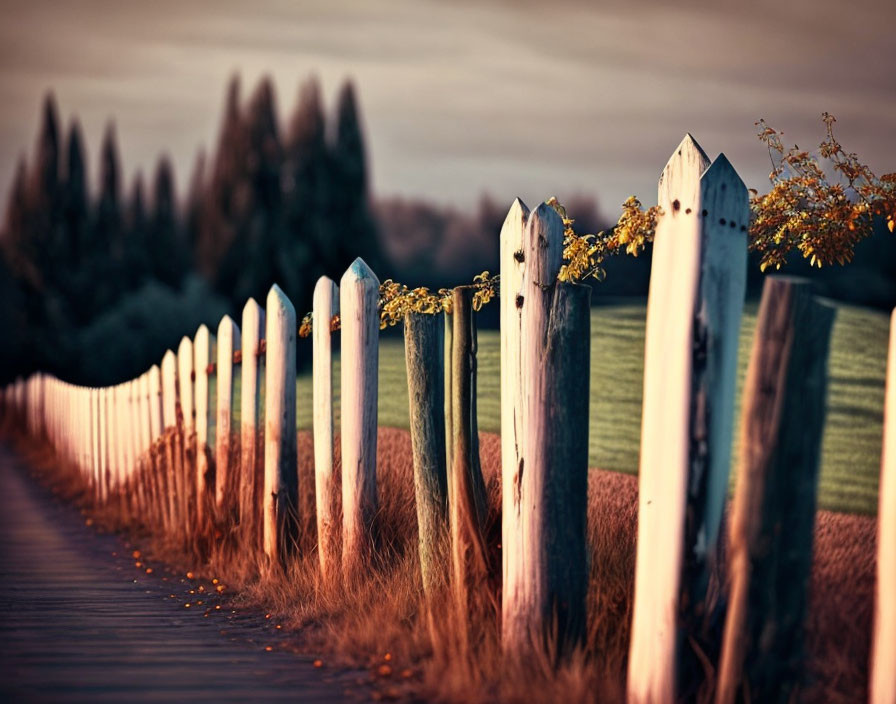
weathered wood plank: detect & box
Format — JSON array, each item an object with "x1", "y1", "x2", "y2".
[
  {"x1": 716, "y1": 277, "x2": 834, "y2": 704},
  {"x1": 404, "y1": 310, "x2": 448, "y2": 595},
  {"x1": 340, "y1": 257, "x2": 379, "y2": 575},
  {"x1": 263, "y1": 285, "x2": 298, "y2": 567},
  {"x1": 194, "y1": 325, "x2": 215, "y2": 526},
  {"x1": 870, "y1": 308, "x2": 896, "y2": 704},
  {"x1": 313, "y1": 276, "x2": 340, "y2": 580}
]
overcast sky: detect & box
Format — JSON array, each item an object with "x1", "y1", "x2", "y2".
[{"x1": 1, "y1": 0, "x2": 894, "y2": 219}]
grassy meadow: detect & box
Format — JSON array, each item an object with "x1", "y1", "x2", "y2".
[{"x1": 225, "y1": 301, "x2": 888, "y2": 516}]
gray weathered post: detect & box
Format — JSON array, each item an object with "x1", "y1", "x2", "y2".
[
  {"x1": 716, "y1": 278, "x2": 834, "y2": 704},
  {"x1": 502, "y1": 202, "x2": 591, "y2": 657},
  {"x1": 313, "y1": 276, "x2": 340, "y2": 580},
  {"x1": 263, "y1": 284, "x2": 298, "y2": 567},
  {"x1": 215, "y1": 315, "x2": 240, "y2": 517},
  {"x1": 871, "y1": 308, "x2": 896, "y2": 704},
  {"x1": 240, "y1": 298, "x2": 265, "y2": 549},
  {"x1": 340, "y1": 257, "x2": 379, "y2": 575},
  {"x1": 404, "y1": 310, "x2": 448, "y2": 594},
  {"x1": 627, "y1": 139, "x2": 749, "y2": 703}
]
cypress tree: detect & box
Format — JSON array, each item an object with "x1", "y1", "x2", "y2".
[
  {"x1": 149, "y1": 156, "x2": 183, "y2": 288},
  {"x1": 185, "y1": 148, "x2": 206, "y2": 272},
  {"x1": 93, "y1": 122, "x2": 124, "y2": 310},
  {"x1": 62, "y1": 120, "x2": 88, "y2": 268},
  {"x1": 124, "y1": 172, "x2": 151, "y2": 285}
]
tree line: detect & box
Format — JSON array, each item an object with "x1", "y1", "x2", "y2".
[{"x1": 0, "y1": 75, "x2": 383, "y2": 385}]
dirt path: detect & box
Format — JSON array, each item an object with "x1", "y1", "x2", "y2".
[{"x1": 0, "y1": 445, "x2": 362, "y2": 703}]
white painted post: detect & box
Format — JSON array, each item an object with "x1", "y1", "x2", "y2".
[
  {"x1": 263, "y1": 284, "x2": 298, "y2": 566},
  {"x1": 161, "y1": 351, "x2": 177, "y2": 430},
  {"x1": 161, "y1": 350, "x2": 178, "y2": 529},
  {"x1": 628, "y1": 139, "x2": 749, "y2": 703},
  {"x1": 499, "y1": 197, "x2": 531, "y2": 648},
  {"x1": 241, "y1": 298, "x2": 265, "y2": 549},
  {"x1": 216, "y1": 315, "x2": 240, "y2": 513},
  {"x1": 194, "y1": 325, "x2": 214, "y2": 525},
  {"x1": 871, "y1": 308, "x2": 896, "y2": 704},
  {"x1": 178, "y1": 336, "x2": 195, "y2": 526},
  {"x1": 340, "y1": 258, "x2": 380, "y2": 574},
  {"x1": 313, "y1": 276, "x2": 340, "y2": 579},
  {"x1": 148, "y1": 365, "x2": 162, "y2": 442}
]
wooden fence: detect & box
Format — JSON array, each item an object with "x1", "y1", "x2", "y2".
[{"x1": 1, "y1": 134, "x2": 894, "y2": 703}]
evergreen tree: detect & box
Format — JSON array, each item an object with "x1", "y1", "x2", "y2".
[
  {"x1": 93, "y1": 122, "x2": 124, "y2": 311},
  {"x1": 283, "y1": 76, "x2": 327, "y2": 289},
  {"x1": 124, "y1": 172, "x2": 150, "y2": 285},
  {"x1": 62, "y1": 120, "x2": 89, "y2": 267},
  {"x1": 185, "y1": 148, "x2": 205, "y2": 272},
  {"x1": 149, "y1": 156, "x2": 183, "y2": 288},
  {"x1": 1, "y1": 157, "x2": 30, "y2": 277},
  {"x1": 330, "y1": 80, "x2": 381, "y2": 275}
]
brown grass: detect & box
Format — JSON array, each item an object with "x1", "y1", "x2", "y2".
[{"x1": 1, "y1": 412, "x2": 875, "y2": 703}]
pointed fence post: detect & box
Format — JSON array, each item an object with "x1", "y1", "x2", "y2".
[
  {"x1": 263, "y1": 285, "x2": 298, "y2": 567},
  {"x1": 340, "y1": 258, "x2": 379, "y2": 575},
  {"x1": 313, "y1": 276, "x2": 340, "y2": 580},
  {"x1": 241, "y1": 298, "x2": 265, "y2": 550},
  {"x1": 871, "y1": 308, "x2": 896, "y2": 704},
  {"x1": 148, "y1": 365, "x2": 164, "y2": 526},
  {"x1": 177, "y1": 336, "x2": 195, "y2": 529},
  {"x1": 502, "y1": 203, "x2": 589, "y2": 656},
  {"x1": 716, "y1": 278, "x2": 834, "y2": 703},
  {"x1": 161, "y1": 350, "x2": 178, "y2": 532},
  {"x1": 404, "y1": 310, "x2": 448, "y2": 595},
  {"x1": 194, "y1": 325, "x2": 215, "y2": 527},
  {"x1": 499, "y1": 197, "x2": 530, "y2": 648},
  {"x1": 627, "y1": 138, "x2": 749, "y2": 703},
  {"x1": 216, "y1": 315, "x2": 240, "y2": 517}
]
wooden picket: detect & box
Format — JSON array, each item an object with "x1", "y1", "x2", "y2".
[
  {"x1": 194, "y1": 324, "x2": 214, "y2": 525},
  {"x1": 340, "y1": 257, "x2": 379, "y2": 574},
  {"x1": 240, "y1": 298, "x2": 265, "y2": 547},
  {"x1": 215, "y1": 315, "x2": 240, "y2": 513}
]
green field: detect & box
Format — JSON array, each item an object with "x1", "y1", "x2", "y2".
[{"x1": 229, "y1": 302, "x2": 888, "y2": 516}]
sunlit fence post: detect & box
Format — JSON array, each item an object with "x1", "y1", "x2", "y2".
[
  {"x1": 628, "y1": 137, "x2": 749, "y2": 703},
  {"x1": 871, "y1": 308, "x2": 896, "y2": 704},
  {"x1": 340, "y1": 257, "x2": 379, "y2": 575},
  {"x1": 194, "y1": 325, "x2": 215, "y2": 528},
  {"x1": 263, "y1": 284, "x2": 297, "y2": 567},
  {"x1": 313, "y1": 276, "x2": 340, "y2": 580},
  {"x1": 216, "y1": 315, "x2": 240, "y2": 518},
  {"x1": 240, "y1": 298, "x2": 265, "y2": 549}
]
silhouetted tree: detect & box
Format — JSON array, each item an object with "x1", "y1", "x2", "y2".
[
  {"x1": 330, "y1": 80, "x2": 381, "y2": 274},
  {"x1": 149, "y1": 156, "x2": 183, "y2": 288},
  {"x1": 185, "y1": 148, "x2": 205, "y2": 271},
  {"x1": 124, "y1": 172, "x2": 150, "y2": 286},
  {"x1": 93, "y1": 122, "x2": 124, "y2": 312}
]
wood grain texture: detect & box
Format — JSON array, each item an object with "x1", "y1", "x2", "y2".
[
  {"x1": 870, "y1": 308, "x2": 896, "y2": 704},
  {"x1": 263, "y1": 285, "x2": 298, "y2": 567},
  {"x1": 148, "y1": 365, "x2": 162, "y2": 442},
  {"x1": 628, "y1": 134, "x2": 710, "y2": 704},
  {"x1": 340, "y1": 257, "x2": 380, "y2": 575},
  {"x1": 215, "y1": 315, "x2": 240, "y2": 513},
  {"x1": 404, "y1": 311, "x2": 448, "y2": 595},
  {"x1": 716, "y1": 277, "x2": 834, "y2": 704},
  {"x1": 503, "y1": 201, "x2": 565, "y2": 653},
  {"x1": 313, "y1": 276, "x2": 340, "y2": 580},
  {"x1": 240, "y1": 298, "x2": 265, "y2": 550}
]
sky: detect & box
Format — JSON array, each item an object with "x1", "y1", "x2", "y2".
[{"x1": 1, "y1": 0, "x2": 894, "y2": 220}]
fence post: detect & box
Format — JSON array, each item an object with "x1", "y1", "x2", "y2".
[
  {"x1": 194, "y1": 325, "x2": 215, "y2": 527},
  {"x1": 628, "y1": 138, "x2": 749, "y2": 703},
  {"x1": 263, "y1": 284, "x2": 298, "y2": 567},
  {"x1": 449, "y1": 286, "x2": 490, "y2": 624},
  {"x1": 499, "y1": 197, "x2": 530, "y2": 650},
  {"x1": 444, "y1": 311, "x2": 454, "y2": 509},
  {"x1": 716, "y1": 277, "x2": 834, "y2": 704},
  {"x1": 340, "y1": 257, "x2": 379, "y2": 575},
  {"x1": 404, "y1": 310, "x2": 448, "y2": 594},
  {"x1": 161, "y1": 350, "x2": 178, "y2": 532},
  {"x1": 177, "y1": 336, "x2": 195, "y2": 529},
  {"x1": 216, "y1": 315, "x2": 240, "y2": 517},
  {"x1": 871, "y1": 308, "x2": 896, "y2": 704},
  {"x1": 148, "y1": 365, "x2": 163, "y2": 525},
  {"x1": 241, "y1": 298, "x2": 265, "y2": 549},
  {"x1": 313, "y1": 276, "x2": 340, "y2": 580}
]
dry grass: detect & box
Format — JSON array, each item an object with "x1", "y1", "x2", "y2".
[{"x1": 0, "y1": 411, "x2": 875, "y2": 703}]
